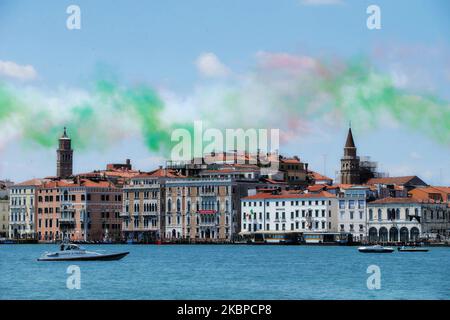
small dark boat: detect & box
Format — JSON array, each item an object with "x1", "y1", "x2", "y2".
[
  {"x1": 397, "y1": 246, "x2": 429, "y2": 252},
  {"x1": 38, "y1": 243, "x2": 129, "y2": 261}
]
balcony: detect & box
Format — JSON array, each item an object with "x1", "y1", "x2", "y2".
[
  {"x1": 142, "y1": 211, "x2": 158, "y2": 216},
  {"x1": 120, "y1": 211, "x2": 130, "y2": 217},
  {"x1": 59, "y1": 216, "x2": 76, "y2": 224}
]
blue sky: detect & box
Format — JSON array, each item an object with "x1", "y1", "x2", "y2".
[{"x1": 0, "y1": 0, "x2": 449, "y2": 185}]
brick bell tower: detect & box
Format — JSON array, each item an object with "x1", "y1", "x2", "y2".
[
  {"x1": 57, "y1": 127, "x2": 73, "y2": 178},
  {"x1": 340, "y1": 126, "x2": 360, "y2": 185}
]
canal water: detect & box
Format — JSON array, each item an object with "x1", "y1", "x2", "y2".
[{"x1": 0, "y1": 244, "x2": 449, "y2": 299}]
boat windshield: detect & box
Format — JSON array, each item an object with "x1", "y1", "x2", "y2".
[{"x1": 60, "y1": 244, "x2": 84, "y2": 251}]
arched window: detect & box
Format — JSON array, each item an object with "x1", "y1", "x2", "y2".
[
  {"x1": 177, "y1": 199, "x2": 181, "y2": 212},
  {"x1": 378, "y1": 209, "x2": 382, "y2": 221},
  {"x1": 369, "y1": 209, "x2": 373, "y2": 221},
  {"x1": 168, "y1": 199, "x2": 172, "y2": 212}
]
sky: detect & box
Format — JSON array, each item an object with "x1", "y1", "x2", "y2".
[{"x1": 0, "y1": 0, "x2": 449, "y2": 185}]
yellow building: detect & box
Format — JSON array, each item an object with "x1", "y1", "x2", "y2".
[{"x1": 0, "y1": 199, "x2": 9, "y2": 238}]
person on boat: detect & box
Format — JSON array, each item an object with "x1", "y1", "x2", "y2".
[{"x1": 60, "y1": 244, "x2": 64, "y2": 251}]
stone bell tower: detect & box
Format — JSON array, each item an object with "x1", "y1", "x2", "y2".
[
  {"x1": 57, "y1": 127, "x2": 73, "y2": 178},
  {"x1": 340, "y1": 127, "x2": 360, "y2": 185}
]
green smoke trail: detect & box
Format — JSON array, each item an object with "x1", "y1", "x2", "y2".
[
  {"x1": 322, "y1": 58, "x2": 450, "y2": 144},
  {"x1": 0, "y1": 55, "x2": 449, "y2": 156}
]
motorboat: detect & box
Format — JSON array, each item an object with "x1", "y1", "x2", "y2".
[
  {"x1": 37, "y1": 243, "x2": 129, "y2": 261},
  {"x1": 358, "y1": 245, "x2": 394, "y2": 253},
  {"x1": 397, "y1": 246, "x2": 429, "y2": 252}
]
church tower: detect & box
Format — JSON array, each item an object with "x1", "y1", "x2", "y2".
[
  {"x1": 340, "y1": 127, "x2": 360, "y2": 184},
  {"x1": 57, "y1": 127, "x2": 73, "y2": 178}
]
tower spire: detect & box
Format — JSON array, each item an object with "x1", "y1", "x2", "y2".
[{"x1": 344, "y1": 127, "x2": 356, "y2": 149}]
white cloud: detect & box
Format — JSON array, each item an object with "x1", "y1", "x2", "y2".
[
  {"x1": 195, "y1": 53, "x2": 230, "y2": 78},
  {"x1": 0, "y1": 60, "x2": 37, "y2": 81},
  {"x1": 300, "y1": 0, "x2": 343, "y2": 5},
  {"x1": 409, "y1": 151, "x2": 422, "y2": 160}
]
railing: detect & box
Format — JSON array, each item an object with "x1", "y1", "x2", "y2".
[{"x1": 59, "y1": 217, "x2": 75, "y2": 224}]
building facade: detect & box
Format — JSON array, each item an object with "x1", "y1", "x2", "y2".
[
  {"x1": 367, "y1": 198, "x2": 423, "y2": 243},
  {"x1": 34, "y1": 179, "x2": 122, "y2": 242},
  {"x1": 121, "y1": 170, "x2": 167, "y2": 242},
  {"x1": 240, "y1": 191, "x2": 338, "y2": 241},
  {"x1": 8, "y1": 179, "x2": 45, "y2": 239},
  {"x1": 337, "y1": 186, "x2": 374, "y2": 242},
  {"x1": 0, "y1": 198, "x2": 9, "y2": 238}
]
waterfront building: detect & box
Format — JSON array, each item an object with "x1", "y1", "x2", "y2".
[
  {"x1": 0, "y1": 197, "x2": 9, "y2": 238},
  {"x1": 36, "y1": 181, "x2": 62, "y2": 242},
  {"x1": 8, "y1": 179, "x2": 47, "y2": 239},
  {"x1": 240, "y1": 190, "x2": 338, "y2": 243},
  {"x1": 34, "y1": 178, "x2": 123, "y2": 242},
  {"x1": 336, "y1": 186, "x2": 375, "y2": 242},
  {"x1": 122, "y1": 165, "x2": 277, "y2": 242},
  {"x1": 121, "y1": 168, "x2": 179, "y2": 242},
  {"x1": 56, "y1": 127, "x2": 73, "y2": 179},
  {"x1": 164, "y1": 177, "x2": 234, "y2": 241},
  {"x1": 365, "y1": 197, "x2": 449, "y2": 243},
  {"x1": 58, "y1": 179, "x2": 123, "y2": 242}
]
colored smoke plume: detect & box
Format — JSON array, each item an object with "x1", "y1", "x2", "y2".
[{"x1": 0, "y1": 53, "x2": 449, "y2": 155}]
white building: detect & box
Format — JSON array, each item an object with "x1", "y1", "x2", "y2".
[
  {"x1": 337, "y1": 186, "x2": 375, "y2": 242},
  {"x1": 367, "y1": 197, "x2": 423, "y2": 243},
  {"x1": 9, "y1": 179, "x2": 46, "y2": 239},
  {"x1": 240, "y1": 191, "x2": 338, "y2": 243}
]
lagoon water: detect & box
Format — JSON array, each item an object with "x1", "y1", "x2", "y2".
[{"x1": 0, "y1": 244, "x2": 449, "y2": 300}]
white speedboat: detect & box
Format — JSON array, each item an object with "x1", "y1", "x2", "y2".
[
  {"x1": 38, "y1": 243, "x2": 129, "y2": 261},
  {"x1": 397, "y1": 246, "x2": 429, "y2": 252},
  {"x1": 358, "y1": 245, "x2": 394, "y2": 253}
]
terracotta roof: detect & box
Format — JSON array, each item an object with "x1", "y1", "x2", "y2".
[
  {"x1": 309, "y1": 171, "x2": 332, "y2": 181},
  {"x1": 243, "y1": 190, "x2": 335, "y2": 200},
  {"x1": 133, "y1": 168, "x2": 185, "y2": 179},
  {"x1": 328, "y1": 184, "x2": 353, "y2": 190},
  {"x1": 14, "y1": 178, "x2": 49, "y2": 187},
  {"x1": 366, "y1": 176, "x2": 420, "y2": 185},
  {"x1": 409, "y1": 186, "x2": 450, "y2": 203},
  {"x1": 261, "y1": 178, "x2": 287, "y2": 185},
  {"x1": 307, "y1": 184, "x2": 326, "y2": 192},
  {"x1": 280, "y1": 158, "x2": 301, "y2": 164},
  {"x1": 368, "y1": 196, "x2": 440, "y2": 205}
]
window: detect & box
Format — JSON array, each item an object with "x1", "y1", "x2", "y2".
[{"x1": 349, "y1": 200, "x2": 355, "y2": 209}]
